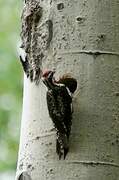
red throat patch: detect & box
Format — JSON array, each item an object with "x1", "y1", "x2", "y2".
[{"x1": 42, "y1": 69, "x2": 52, "y2": 78}]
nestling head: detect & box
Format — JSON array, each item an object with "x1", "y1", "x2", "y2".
[{"x1": 57, "y1": 74, "x2": 77, "y2": 93}]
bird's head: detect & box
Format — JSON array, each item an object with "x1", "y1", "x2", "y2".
[
  {"x1": 42, "y1": 70, "x2": 77, "y2": 93},
  {"x1": 41, "y1": 69, "x2": 55, "y2": 87}
]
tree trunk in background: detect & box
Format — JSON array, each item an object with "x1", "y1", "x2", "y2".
[{"x1": 16, "y1": 0, "x2": 119, "y2": 179}]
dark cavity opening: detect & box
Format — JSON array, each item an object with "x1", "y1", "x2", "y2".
[{"x1": 57, "y1": 3, "x2": 64, "y2": 10}]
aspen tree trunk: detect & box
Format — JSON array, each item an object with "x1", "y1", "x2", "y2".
[{"x1": 16, "y1": 0, "x2": 119, "y2": 179}]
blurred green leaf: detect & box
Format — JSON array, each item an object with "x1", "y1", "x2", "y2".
[{"x1": 0, "y1": 0, "x2": 22, "y2": 172}]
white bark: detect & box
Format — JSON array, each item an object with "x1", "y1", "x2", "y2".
[{"x1": 16, "y1": 0, "x2": 119, "y2": 179}]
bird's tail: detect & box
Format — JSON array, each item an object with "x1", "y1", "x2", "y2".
[{"x1": 56, "y1": 132, "x2": 69, "y2": 159}]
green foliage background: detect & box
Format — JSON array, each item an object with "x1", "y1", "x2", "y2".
[{"x1": 0, "y1": 0, "x2": 22, "y2": 172}]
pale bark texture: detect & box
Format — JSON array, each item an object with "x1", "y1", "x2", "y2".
[{"x1": 16, "y1": 0, "x2": 119, "y2": 179}]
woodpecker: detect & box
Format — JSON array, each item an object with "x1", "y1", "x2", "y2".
[{"x1": 42, "y1": 70, "x2": 77, "y2": 159}]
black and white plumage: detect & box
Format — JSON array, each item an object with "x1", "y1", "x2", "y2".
[{"x1": 42, "y1": 70, "x2": 77, "y2": 159}]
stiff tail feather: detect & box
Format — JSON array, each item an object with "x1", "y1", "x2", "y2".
[{"x1": 56, "y1": 132, "x2": 69, "y2": 159}]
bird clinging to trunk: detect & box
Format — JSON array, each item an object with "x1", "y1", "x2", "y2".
[{"x1": 42, "y1": 70, "x2": 77, "y2": 159}]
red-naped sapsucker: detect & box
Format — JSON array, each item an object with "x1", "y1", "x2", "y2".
[{"x1": 42, "y1": 70, "x2": 77, "y2": 159}]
